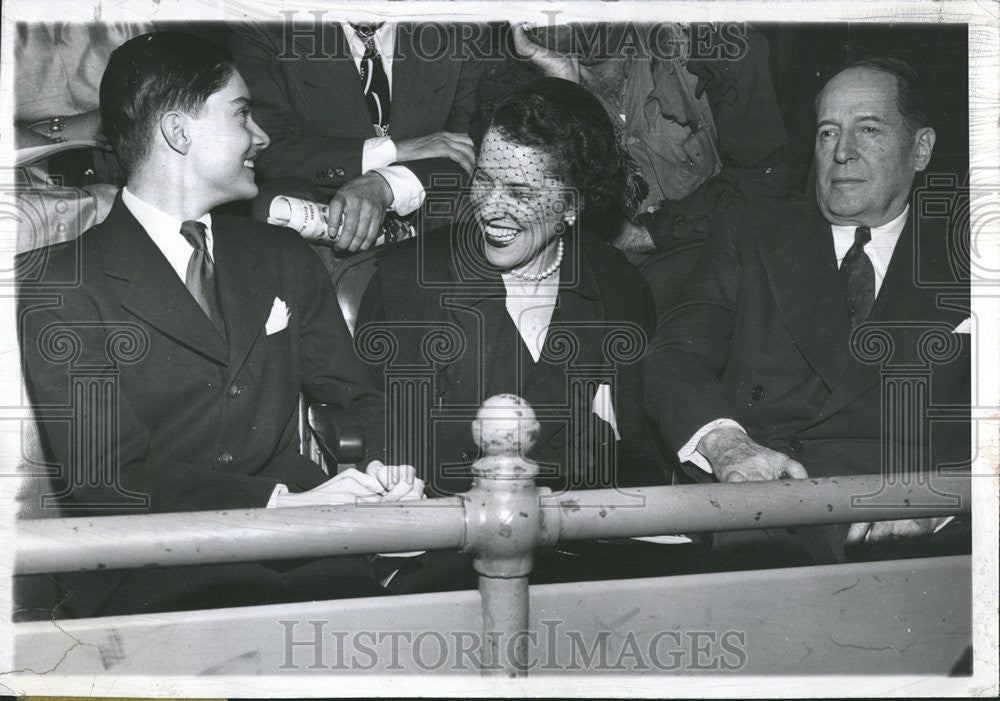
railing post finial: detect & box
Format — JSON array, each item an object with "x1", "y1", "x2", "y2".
[{"x1": 463, "y1": 394, "x2": 545, "y2": 677}]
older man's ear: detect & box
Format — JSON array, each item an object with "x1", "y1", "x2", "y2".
[{"x1": 913, "y1": 126, "x2": 936, "y2": 172}]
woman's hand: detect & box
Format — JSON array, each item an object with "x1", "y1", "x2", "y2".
[
  {"x1": 272, "y1": 468, "x2": 386, "y2": 507},
  {"x1": 511, "y1": 23, "x2": 580, "y2": 84},
  {"x1": 22, "y1": 110, "x2": 105, "y2": 146},
  {"x1": 366, "y1": 461, "x2": 426, "y2": 502},
  {"x1": 15, "y1": 125, "x2": 55, "y2": 149}
]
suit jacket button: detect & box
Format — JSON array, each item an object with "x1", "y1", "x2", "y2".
[
  {"x1": 750, "y1": 385, "x2": 765, "y2": 401},
  {"x1": 218, "y1": 451, "x2": 233, "y2": 465},
  {"x1": 228, "y1": 384, "x2": 242, "y2": 398},
  {"x1": 316, "y1": 170, "x2": 326, "y2": 180},
  {"x1": 334, "y1": 167, "x2": 345, "y2": 177},
  {"x1": 789, "y1": 438, "x2": 804, "y2": 453},
  {"x1": 326, "y1": 168, "x2": 336, "y2": 178}
]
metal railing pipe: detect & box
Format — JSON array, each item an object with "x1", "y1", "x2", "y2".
[
  {"x1": 15, "y1": 475, "x2": 969, "y2": 576},
  {"x1": 544, "y1": 474, "x2": 970, "y2": 540},
  {"x1": 15, "y1": 497, "x2": 466, "y2": 575}
]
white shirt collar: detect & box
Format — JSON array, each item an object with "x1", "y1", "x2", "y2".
[
  {"x1": 831, "y1": 205, "x2": 908, "y2": 296},
  {"x1": 121, "y1": 186, "x2": 214, "y2": 283},
  {"x1": 340, "y1": 22, "x2": 395, "y2": 92}
]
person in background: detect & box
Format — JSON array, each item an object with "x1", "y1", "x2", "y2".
[
  {"x1": 229, "y1": 20, "x2": 488, "y2": 253},
  {"x1": 14, "y1": 22, "x2": 151, "y2": 250},
  {"x1": 507, "y1": 22, "x2": 792, "y2": 311}
]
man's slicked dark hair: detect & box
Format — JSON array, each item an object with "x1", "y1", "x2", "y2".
[
  {"x1": 100, "y1": 31, "x2": 237, "y2": 177},
  {"x1": 472, "y1": 77, "x2": 626, "y2": 238},
  {"x1": 822, "y1": 56, "x2": 930, "y2": 133}
]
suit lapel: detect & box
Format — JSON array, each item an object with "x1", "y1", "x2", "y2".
[
  {"x1": 301, "y1": 24, "x2": 374, "y2": 136},
  {"x1": 391, "y1": 24, "x2": 458, "y2": 138},
  {"x1": 391, "y1": 25, "x2": 428, "y2": 132},
  {"x1": 442, "y1": 287, "x2": 506, "y2": 408},
  {"x1": 100, "y1": 199, "x2": 229, "y2": 365},
  {"x1": 390, "y1": 24, "x2": 414, "y2": 122},
  {"x1": 211, "y1": 218, "x2": 272, "y2": 380},
  {"x1": 758, "y1": 207, "x2": 851, "y2": 392},
  {"x1": 435, "y1": 230, "x2": 509, "y2": 407},
  {"x1": 536, "y1": 238, "x2": 606, "y2": 450}
]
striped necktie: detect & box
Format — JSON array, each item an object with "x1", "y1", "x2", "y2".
[{"x1": 351, "y1": 23, "x2": 391, "y2": 136}]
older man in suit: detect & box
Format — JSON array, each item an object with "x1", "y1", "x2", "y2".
[
  {"x1": 645, "y1": 57, "x2": 969, "y2": 564},
  {"x1": 17, "y1": 31, "x2": 419, "y2": 618},
  {"x1": 229, "y1": 20, "x2": 486, "y2": 251}
]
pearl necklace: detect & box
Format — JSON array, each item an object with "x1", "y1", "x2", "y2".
[{"x1": 512, "y1": 238, "x2": 564, "y2": 282}]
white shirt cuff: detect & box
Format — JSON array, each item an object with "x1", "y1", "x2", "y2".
[
  {"x1": 373, "y1": 165, "x2": 426, "y2": 215},
  {"x1": 362, "y1": 136, "x2": 397, "y2": 172},
  {"x1": 266, "y1": 483, "x2": 289, "y2": 509},
  {"x1": 678, "y1": 419, "x2": 746, "y2": 473}
]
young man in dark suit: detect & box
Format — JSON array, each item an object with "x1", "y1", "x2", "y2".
[
  {"x1": 17, "y1": 31, "x2": 420, "y2": 618},
  {"x1": 645, "y1": 57, "x2": 970, "y2": 564}
]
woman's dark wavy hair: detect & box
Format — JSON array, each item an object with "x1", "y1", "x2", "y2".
[{"x1": 471, "y1": 77, "x2": 626, "y2": 238}]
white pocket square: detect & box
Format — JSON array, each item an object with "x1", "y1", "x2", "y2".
[
  {"x1": 591, "y1": 383, "x2": 621, "y2": 441},
  {"x1": 952, "y1": 317, "x2": 971, "y2": 334},
  {"x1": 265, "y1": 297, "x2": 290, "y2": 335}
]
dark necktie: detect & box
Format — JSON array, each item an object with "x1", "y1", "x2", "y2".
[
  {"x1": 351, "y1": 23, "x2": 391, "y2": 136},
  {"x1": 179, "y1": 220, "x2": 226, "y2": 337},
  {"x1": 840, "y1": 226, "x2": 876, "y2": 327}
]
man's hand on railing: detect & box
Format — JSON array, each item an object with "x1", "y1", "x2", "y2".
[
  {"x1": 697, "y1": 427, "x2": 809, "y2": 482},
  {"x1": 845, "y1": 517, "x2": 950, "y2": 545}
]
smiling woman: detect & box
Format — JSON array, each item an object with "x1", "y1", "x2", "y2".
[
  {"x1": 471, "y1": 78, "x2": 626, "y2": 272},
  {"x1": 356, "y1": 78, "x2": 674, "y2": 499},
  {"x1": 350, "y1": 78, "x2": 680, "y2": 594},
  {"x1": 472, "y1": 130, "x2": 571, "y2": 277}
]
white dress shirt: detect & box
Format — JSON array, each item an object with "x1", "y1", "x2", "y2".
[
  {"x1": 340, "y1": 22, "x2": 395, "y2": 94},
  {"x1": 679, "y1": 206, "x2": 910, "y2": 473},
  {"x1": 121, "y1": 187, "x2": 213, "y2": 280},
  {"x1": 831, "y1": 205, "x2": 908, "y2": 297},
  {"x1": 340, "y1": 22, "x2": 425, "y2": 216}
]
